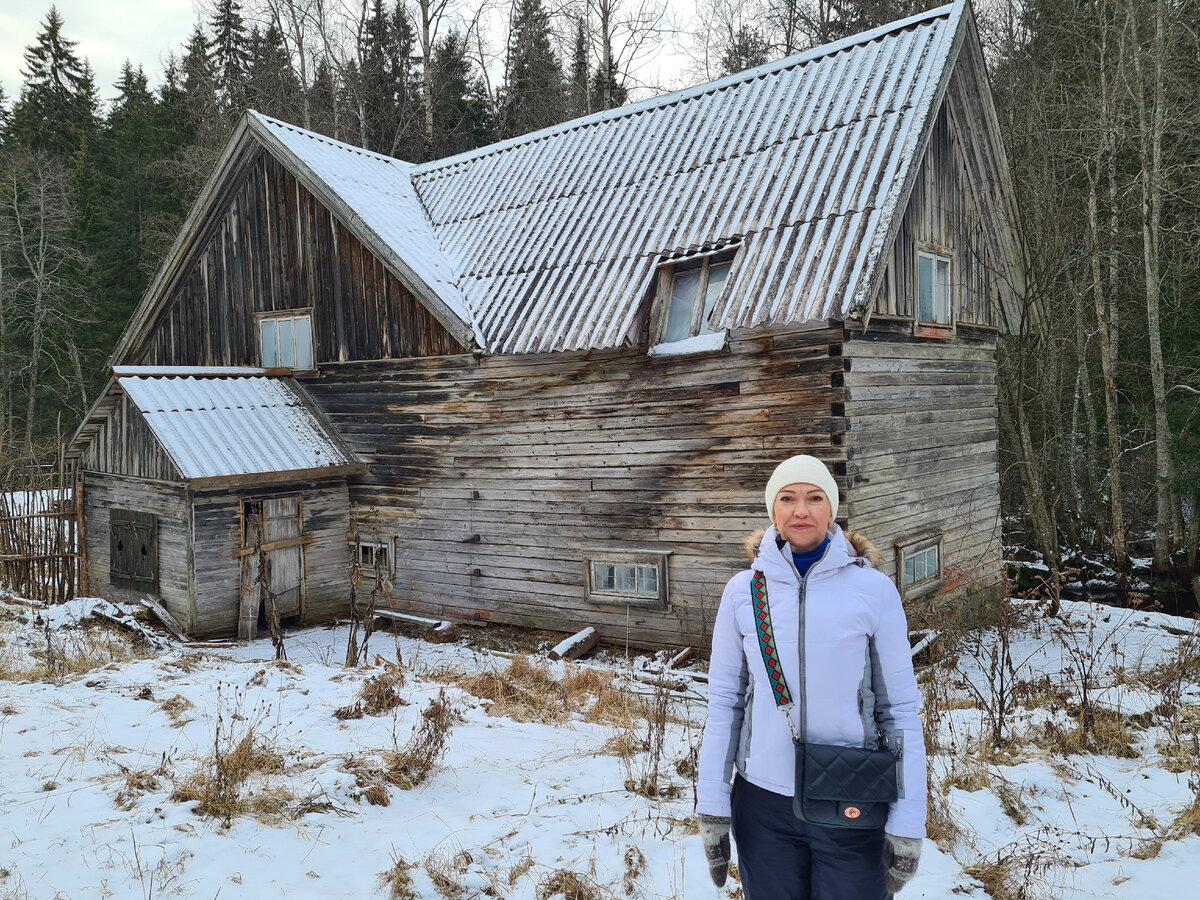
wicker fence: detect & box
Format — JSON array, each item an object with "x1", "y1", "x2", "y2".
[{"x1": 0, "y1": 458, "x2": 79, "y2": 604}]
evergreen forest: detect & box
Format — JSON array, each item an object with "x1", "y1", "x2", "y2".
[{"x1": 1, "y1": 0, "x2": 1198, "y2": 596}]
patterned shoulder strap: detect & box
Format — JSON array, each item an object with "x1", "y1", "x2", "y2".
[{"x1": 751, "y1": 571, "x2": 793, "y2": 708}]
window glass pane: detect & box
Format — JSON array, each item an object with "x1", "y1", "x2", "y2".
[
  {"x1": 935, "y1": 259, "x2": 950, "y2": 323},
  {"x1": 663, "y1": 269, "x2": 702, "y2": 342},
  {"x1": 593, "y1": 563, "x2": 615, "y2": 591},
  {"x1": 918, "y1": 255, "x2": 934, "y2": 322},
  {"x1": 616, "y1": 565, "x2": 637, "y2": 592},
  {"x1": 277, "y1": 319, "x2": 296, "y2": 368},
  {"x1": 914, "y1": 552, "x2": 926, "y2": 582},
  {"x1": 260, "y1": 320, "x2": 278, "y2": 366},
  {"x1": 637, "y1": 565, "x2": 658, "y2": 595},
  {"x1": 293, "y1": 315, "x2": 313, "y2": 369},
  {"x1": 926, "y1": 546, "x2": 940, "y2": 576},
  {"x1": 903, "y1": 556, "x2": 915, "y2": 586},
  {"x1": 698, "y1": 263, "x2": 731, "y2": 336}
]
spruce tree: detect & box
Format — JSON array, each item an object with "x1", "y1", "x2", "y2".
[
  {"x1": 208, "y1": 0, "x2": 251, "y2": 115},
  {"x1": 500, "y1": 0, "x2": 567, "y2": 139},
  {"x1": 566, "y1": 19, "x2": 591, "y2": 119},
  {"x1": 428, "y1": 30, "x2": 495, "y2": 157},
  {"x1": 246, "y1": 24, "x2": 302, "y2": 122},
  {"x1": 8, "y1": 7, "x2": 95, "y2": 157}
]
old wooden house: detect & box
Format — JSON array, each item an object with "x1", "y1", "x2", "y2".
[{"x1": 68, "y1": 0, "x2": 1023, "y2": 645}]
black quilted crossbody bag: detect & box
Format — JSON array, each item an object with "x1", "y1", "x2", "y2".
[{"x1": 750, "y1": 570, "x2": 899, "y2": 829}]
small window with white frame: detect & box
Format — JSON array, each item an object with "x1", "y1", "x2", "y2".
[
  {"x1": 257, "y1": 310, "x2": 315, "y2": 370},
  {"x1": 650, "y1": 249, "x2": 737, "y2": 355},
  {"x1": 895, "y1": 532, "x2": 944, "y2": 599},
  {"x1": 356, "y1": 537, "x2": 396, "y2": 579},
  {"x1": 916, "y1": 249, "x2": 952, "y2": 326},
  {"x1": 585, "y1": 550, "x2": 671, "y2": 609}
]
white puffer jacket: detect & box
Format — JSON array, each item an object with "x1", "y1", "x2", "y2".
[{"x1": 696, "y1": 524, "x2": 927, "y2": 839}]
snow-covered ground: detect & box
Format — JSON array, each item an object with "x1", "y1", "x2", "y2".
[{"x1": 0, "y1": 593, "x2": 1197, "y2": 899}]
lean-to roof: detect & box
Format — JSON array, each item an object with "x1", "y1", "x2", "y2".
[{"x1": 115, "y1": 375, "x2": 358, "y2": 481}]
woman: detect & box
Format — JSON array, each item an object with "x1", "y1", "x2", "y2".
[{"x1": 696, "y1": 454, "x2": 926, "y2": 899}]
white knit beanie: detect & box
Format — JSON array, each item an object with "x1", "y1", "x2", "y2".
[{"x1": 764, "y1": 455, "x2": 839, "y2": 523}]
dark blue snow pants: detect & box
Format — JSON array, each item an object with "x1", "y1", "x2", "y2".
[{"x1": 731, "y1": 775, "x2": 891, "y2": 900}]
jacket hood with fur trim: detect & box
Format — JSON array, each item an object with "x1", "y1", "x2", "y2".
[{"x1": 743, "y1": 525, "x2": 882, "y2": 569}]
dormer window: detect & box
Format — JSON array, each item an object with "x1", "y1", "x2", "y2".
[
  {"x1": 257, "y1": 310, "x2": 314, "y2": 370},
  {"x1": 916, "y1": 249, "x2": 952, "y2": 326},
  {"x1": 650, "y1": 248, "x2": 737, "y2": 356}
]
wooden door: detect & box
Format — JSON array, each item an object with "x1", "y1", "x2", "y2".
[{"x1": 238, "y1": 496, "x2": 305, "y2": 640}]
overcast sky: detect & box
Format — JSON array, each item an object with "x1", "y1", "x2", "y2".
[
  {"x1": 1, "y1": 1, "x2": 199, "y2": 106},
  {"x1": 1, "y1": 1, "x2": 699, "y2": 114}
]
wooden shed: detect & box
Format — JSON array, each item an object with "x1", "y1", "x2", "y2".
[
  {"x1": 69, "y1": 368, "x2": 362, "y2": 638},
  {"x1": 69, "y1": 0, "x2": 1023, "y2": 645}
]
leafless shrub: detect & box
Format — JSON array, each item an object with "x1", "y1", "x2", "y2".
[
  {"x1": 619, "y1": 678, "x2": 681, "y2": 799},
  {"x1": 384, "y1": 688, "x2": 457, "y2": 789}
]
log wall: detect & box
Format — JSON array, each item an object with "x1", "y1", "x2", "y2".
[
  {"x1": 190, "y1": 478, "x2": 351, "y2": 637},
  {"x1": 81, "y1": 473, "x2": 194, "y2": 628},
  {"x1": 126, "y1": 150, "x2": 464, "y2": 368},
  {"x1": 79, "y1": 394, "x2": 181, "y2": 481},
  {"x1": 306, "y1": 323, "x2": 847, "y2": 648},
  {"x1": 842, "y1": 330, "x2": 1004, "y2": 604}
]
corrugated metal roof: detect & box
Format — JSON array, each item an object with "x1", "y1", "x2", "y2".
[
  {"x1": 119, "y1": 376, "x2": 359, "y2": 480},
  {"x1": 252, "y1": 2, "x2": 962, "y2": 354}
]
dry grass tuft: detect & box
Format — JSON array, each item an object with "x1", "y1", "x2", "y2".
[
  {"x1": 158, "y1": 694, "x2": 194, "y2": 727},
  {"x1": 536, "y1": 868, "x2": 608, "y2": 900},
  {"x1": 423, "y1": 850, "x2": 467, "y2": 899},
  {"x1": 384, "y1": 689, "x2": 457, "y2": 789},
  {"x1": 622, "y1": 845, "x2": 646, "y2": 896},
  {"x1": 115, "y1": 765, "x2": 164, "y2": 810},
  {"x1": 363, "y1": 782, "x2": 391, "y2": 806},
  {"x1": 170, "y1": 730, "x2": 288, "y2": 824},
  {"x1": 360, "y1": 669, "x2": 408, "y2": 715},
  {"x1": 1033, "y1": 708, "x2": 1140, "y2": 758},
  {"x1": 378, "y1": 849, "x2": 417, "y2": 900},
  {"x1": 459, "y1": 657, "x2": 632, "y2": 726}
]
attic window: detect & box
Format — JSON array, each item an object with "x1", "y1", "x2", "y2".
[
  {"x1": 257, "y1": 310, "x2": 314, "y2": 370},
  {"x1": 916, "y1": 250, "x2": 952, "y2": 326},
  {"x1": 650, "y1": 250, "x2": 737, "y2": 355}
]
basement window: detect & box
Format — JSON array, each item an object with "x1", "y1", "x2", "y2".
[
  {"x1": 585, "y1": 551, "x2": 671, "y2": 609},
  {"x1": 895, "y1": 532, "x2": 944, "y2": 599},
  {"x1": 916, "y1": 249, "x2": 952, "y2": 326},
  {"x1": 650, "y1": 250, "x2": 736, "y2": 355},
  {"x1": 257, "y1": 310, "x2": 314, "y2": 370},
  {"x1": 110, "y1": 509, "x2": 158, "y2": 590}
]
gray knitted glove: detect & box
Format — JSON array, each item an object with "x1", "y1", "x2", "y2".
[
  {"x1": 882, "y1": 833, "x2": 922, "y2": 894},
  {"x1": 697, "y1": 814, "x2": 731, "y2": 888}
]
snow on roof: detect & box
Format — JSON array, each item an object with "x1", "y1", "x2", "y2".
[
  {"x1": 119, "y1": 375, "x2": 358, "y2": 481},
  {"x1": 248, "y1": 114, "x2": 480, "y2": 346},
  {"x1": 248, "y1": 2, "x2": 963, "y2": 354}
]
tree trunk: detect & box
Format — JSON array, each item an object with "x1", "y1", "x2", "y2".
[
  {"x1": 1086, "y1": 179, "x2": 1127, "y2": 569},
  {"x1": 1130, "y1": 0, "x2": 1174, "y2": 574}
]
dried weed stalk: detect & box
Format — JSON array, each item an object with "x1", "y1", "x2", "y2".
[
  {"x1": 384, "y1": 688, "x2": 457, "y2": 789},
  {"x1": 168, "y1": 684, "x2": 288, "y2": 827}
]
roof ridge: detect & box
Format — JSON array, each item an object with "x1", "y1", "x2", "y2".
[
  {"x1": 250, "y1": 111, "x2": 416, "y2": 168},
  {"x1": 411, "y1": 2, "x2": 956, "y2": 177}
]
